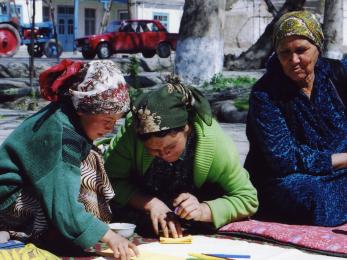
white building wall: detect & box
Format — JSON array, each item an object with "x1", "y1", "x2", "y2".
[
  {"x1": 224, "y1": 0, "x2": 272, "y2": 55},
  {"x1": 15, "y1": 0, "x2": 43, "y2": 24},
  {"x1": 134, "y1": 4, "x2": 183, "y2": 33},
  {"x1": 18, "y1": 0, "x2": 347, "y2": 53},
  {"x1": 45, "y1": 1, "x2": 127, "y2": 38},
  {"x1": 77, "y1": 1, "x2": 103, "y2": 37},
  {"x1": 226, "y1": 0, "x2": 347, "y2": 54}
]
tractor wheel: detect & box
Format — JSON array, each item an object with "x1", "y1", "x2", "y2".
[
  {"x1": 0, "y1": 23, "x2": 20, "y2": 58},
  {"x1": 82, "y1": 49, "x2": 96, "y2": 59},
  {"x1": 44, "y1": 39, "x2": 63, "y2": 58},
  {"x1": 96, "y1": 42, "x2": 111, "y2": 59},
  {"x1": 27, "y1": 44, "x2": 44, "y2": 58}
]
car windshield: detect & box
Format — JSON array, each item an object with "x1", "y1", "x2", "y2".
[{"x1": 105, "y1": 21, "x2": 121, "y2": 33}]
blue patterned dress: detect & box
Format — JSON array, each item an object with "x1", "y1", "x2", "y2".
[{"x1": 245, "y1": 55, "x2": 347, "y2": 227}]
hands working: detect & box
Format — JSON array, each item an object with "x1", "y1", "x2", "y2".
[
  {"x1": 173, "y1": 193, "x2": 212, "y2": 222},
  {"x1": 146, "y1": 197, "x2": 183, "y2": 238},
  {"x1": 132, "y1": 192, "x2": 212, "y2": 239},
  {"x1": 101, "y1": 229, "x2": 139, "y2": 260},
  {"x1": 146, "y1": 193, "x2": 212, "y2": 238}
]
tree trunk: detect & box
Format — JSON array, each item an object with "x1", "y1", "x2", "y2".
[
  {"x1": 99, "y1": 0, "x2": 113, "y2": 34},
  {"x1": 175, "y1": 0, "x2": 226, "y2": 85},
  {"x1": 322, "y1": 0, "x2": 343, "y2": 59},
  {"x1": 29, "y1": 0, "x2": 36, "y2": 87},
  {"x1": 127, "y1": 0, "x2": 132, "y2": 19},
  {"x1": 224, "y1": 0, "x2": 305, "y2": 70}
]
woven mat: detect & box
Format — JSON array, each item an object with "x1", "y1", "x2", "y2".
[{"x1": 219, "y1": 219, "x2": 347, "y2": 258}]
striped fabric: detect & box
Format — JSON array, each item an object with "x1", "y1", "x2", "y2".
[
  {"x1": 79, "y1": 148, "x2": 115, "y2": 223},
  {"x1": 0, "y1": 148, "x2": 115, "y2": 240}
]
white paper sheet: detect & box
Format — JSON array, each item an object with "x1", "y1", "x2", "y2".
[{"x1": 135, "y1": 235, "x2": 344, "y2": 260}]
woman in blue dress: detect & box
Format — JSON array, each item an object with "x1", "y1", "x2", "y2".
[{"x1": 245, "y1": 10, "x2": 347, "y2": 226}]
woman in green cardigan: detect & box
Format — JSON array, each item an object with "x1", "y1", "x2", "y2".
[
  {"x1": 0, "y1": 59, "x2": 138, "y2": 260},
  {"x1": 104, "y1": 78, "x2": 258, "y2": 238}
]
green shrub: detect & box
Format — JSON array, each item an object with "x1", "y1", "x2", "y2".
[
  {"x1": 127, "y1": 56, "x2": 140, "y2": 78},
  {"x1": 234, "y1": 97, "x2": 249, "y2": 111},
  {"x1": 127, "y1": 56, "x2": 141, "y2": 89},
  {"x1": 128, "y1": 86, "x2": 143, "y2": 102},
  {"x1": 202, "y1": 73, "x2": 256, "y2": 92}
]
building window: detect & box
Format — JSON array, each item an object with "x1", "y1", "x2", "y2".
[
  {"x1": 43, "y1": 6, "x2": 50, "y2": 22},
  {"x1": 85, "y1": 8, "x2": 96, "y2": 36},
  {"x1": 0, "y1": 3, "x2": 22, "y2": 22},
  {"x1": 58, "y1": 6, "x2": 74, "y2": 15},
  {"x1": 118, "y1": 10, "x2": 129, "y2": 20},
  {"x1": 68, "y1": 19, "x2": 74, "y2": 35},
  {"x1": 58, "y1": 19, "x2": 64, "y2": 34},
  {"x1": 153, "y1": 12, "x2": 169, "y2": 30}
]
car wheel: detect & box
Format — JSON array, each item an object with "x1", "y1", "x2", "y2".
[
  {"x1": 97, "y1": 43, "x2": 111, "y2": 59},
  {"x1": 156, "y1": 42, "x2": 171, "y2": 58},
  {"x1": 82, "y1": 49, "x2": 96, "y2": 59},
  {"x1": 142, "y1": 50, "x2": 156, "y2": 58}
]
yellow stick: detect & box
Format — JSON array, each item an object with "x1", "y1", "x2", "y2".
[{"x1": 188, "y1": 253, "x2": 224, "y2": 260}]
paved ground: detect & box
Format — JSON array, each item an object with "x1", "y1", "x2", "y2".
[{"x1": 0, "y1": 108, "x2": 249, "y2": 164}]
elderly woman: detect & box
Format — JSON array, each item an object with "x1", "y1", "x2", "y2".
[
  {"x1": 0, "y1": 60, "x2": 138, "y2": 259},
  {"x1": 245, "y1": 11, "x2": 347, "y2": 227},
  {"x1": 104, "y1": 79, "x2": 258, "y2": 238}
]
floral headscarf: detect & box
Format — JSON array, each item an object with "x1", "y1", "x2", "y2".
[
  {"x1": 132, "y1": 77, "x2": 212, "y2": 135},
  {"x1": 39, "y1": 59, "x2": 130, "y2": 114},
  {"x1": 273, "y1": 10, "x2": 324, "y2": 50}
]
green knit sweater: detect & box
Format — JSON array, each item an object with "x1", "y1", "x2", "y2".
[
  {"x1": 0, "y1": 103, "x2": 108, "y2": 248},
  {"x1": 104, "y1": 115, "x2": 258, "y2": 228}
]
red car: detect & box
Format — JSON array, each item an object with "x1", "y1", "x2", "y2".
[{"x1": 75, "y1": 19, "x2": 178, "y2": 59}]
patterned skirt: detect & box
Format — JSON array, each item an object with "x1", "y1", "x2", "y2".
[{"x1": 0, "y1": 148, "x2": 115, "y2": 241}]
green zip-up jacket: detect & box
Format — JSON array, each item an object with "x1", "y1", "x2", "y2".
[
  {"x1": 104, "y1": 115, "x2": 258, "y2": 228},
  {"x1": 0, "y1": 103, "x2": 108, "y2": 248}
]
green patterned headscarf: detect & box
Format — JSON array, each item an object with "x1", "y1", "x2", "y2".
[
  {"x1": 273, "y1": 10, "x2": 324, "y2": 50},
  {"x1": 132, "y1": 77, "x2": 212, "y2": 135}
]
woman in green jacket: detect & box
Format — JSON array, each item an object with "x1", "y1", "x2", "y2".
[
  {"x1": 104, "y1": 78, "x2": 258, "y2": 238},
  {"x1": 0, "y1": 59, "x2": 138, "y2": 260}
]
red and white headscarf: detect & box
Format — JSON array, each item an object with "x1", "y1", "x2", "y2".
[{"x1": 39, "y1": 59, "x2": 130, "y2": 114}]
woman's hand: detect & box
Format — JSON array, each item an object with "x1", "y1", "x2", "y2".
[
  {"x1": 332, "y1": 153, "x2": 347, "y2": 170},
  {"x1": 101, "y1": 229, "x2": 139, "y2": 260},
  {"x1": 173, "y1": 193, "x2": 212, "y2": 222},
  {"x1": 146, "y1": 197, "x2": 183, "y2": 238}
]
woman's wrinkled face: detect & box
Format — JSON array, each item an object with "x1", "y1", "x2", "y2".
[
  {"x1": 143, "y1": 125, "x2": 190, "y2": 163},
  {"x1": 78, "y1": 112, "x2": 124, "y2": 140},
  {"x1": 276, "y1": 35, "x2": 319, "y2": 84}
]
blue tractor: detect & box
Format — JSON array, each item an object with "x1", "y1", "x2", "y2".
[{"x1": 0, "y1": 1, "x2": 62, "y2": 58}]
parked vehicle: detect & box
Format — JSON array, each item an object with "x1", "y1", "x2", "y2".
[
  {"x1": 75, "y1": 19, "x2": 179, "y2": 59},
  {"x1": 0, "y1": 1, "x2": 62, "y2": 58},
  {"x1": 21, "y1": 22, "x2": 63, "y2": 58}
]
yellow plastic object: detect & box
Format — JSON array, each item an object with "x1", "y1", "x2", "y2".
[
  {"x1": 159, "y1": 235, "x2": 193, "y2": 244},
  {"x1": 188, "y1": 252, "x2": 225, "y2": 260},
  {"x1": 0, "y1": 243, "x2": 59, "y2": 260}
]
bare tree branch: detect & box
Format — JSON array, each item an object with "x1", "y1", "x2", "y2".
[{"x1": 263, "y1": 0, "x2": 278, "y2": 17}]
